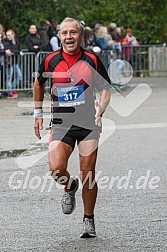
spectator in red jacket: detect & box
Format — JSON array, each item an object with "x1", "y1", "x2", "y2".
[{"x1": 122, "y1": 28, "x2": 140, "y2": 77}]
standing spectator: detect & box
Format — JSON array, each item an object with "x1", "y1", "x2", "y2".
[
  {"x1": 122, "y1": 28, "x2": 139, "y2": 49},
  {"x1": 38, "y1": 20, "x2": 52, "y2": 51},
  {"x1": 95, "y1": 25, "x2": 124, "y2": 84},
  {"x1": 108, "y1": 23, "x2": 122, "y2": 59},
  {"x1": 92, "y1": 23, "x2": 102, "y2": 44},
  {"x1": 95, "y1": 26, "x2": 113, "y2": 71},
  {"x1": 122, "y1": 28, "x2": 140, "y2": 76},
  {"x1": 47, "y1": 24, "x2": 60, "y2": 52},
  {"x1": 0, "y1": 33, "x2": 5, "y2": 97},
  {"x1": 25, "y1": 24, "x2": 42, "y2": 53},
  {"x1": 0, "y1": 24, "x2": 6, "y2": 41},
  {"x1": 112, "y1": 27, "x2": 125, "y2": 84},
  {"x1": 0, "y1": 24, "x2": 6, "y2": 97},
  {"x1": 89, "y1": 23, "x2": 102, "y2": 48},
  {"x1": 81, "y1": 26, "x2": 94, "y2": 50},
  {"x1": 108, "y1": 23, "x2": 118, "y2": 41},
  {"x1": 25, "y1": 25, "x2": 42, "y2": 85},
  {"x1": 95, "y1": 26, "x2": 114, "y2": 50},
  {"x1": 4, "y1": 29, "x2": 22, "y2": 98}
]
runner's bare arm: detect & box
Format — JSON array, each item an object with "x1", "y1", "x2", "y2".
[
  {"x1": 34, "y1": 78, "x2": 44, "y2": 109},
  {"x1": 99, "y1": 89, "x2": 111, "y2": 113},
  {"x1": 33, "y1": 78, "x2": 45, "y2": 139},
  {"x1": 95, "y1": 89, "x2": 111, "y2": 125}
]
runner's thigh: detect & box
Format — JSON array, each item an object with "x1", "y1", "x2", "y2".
[
  {"x1": 78, "y1": 140, "x2": 99, "y2": 175},
  {"x1": 49, "y1": 140, "x2": 73, "y2": 171}
]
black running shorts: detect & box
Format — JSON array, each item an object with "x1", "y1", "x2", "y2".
[{"x1": 49, "y1": 125, "x2": 100, "y2": 149}]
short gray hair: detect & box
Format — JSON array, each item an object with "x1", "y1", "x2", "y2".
[{"x1": 59, "y1": 17, "x2": 84, "y2": 36}]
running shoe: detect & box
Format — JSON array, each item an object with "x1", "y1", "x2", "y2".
[
  {"x1": 12, "y1": 91, "x2": 19, "y2": 98},
  {"x1": 80, "y1": 218, "x2": 96, "y2": 238},
  {"x1": 8, "y1": 93, "x2": 17, "y2": 99},
  {"x1": 61, "y1": 177, "x2": 79, "y2": 214}
]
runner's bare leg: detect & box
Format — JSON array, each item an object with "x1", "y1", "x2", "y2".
[
  {"x1": 78, "y1": 140, "x2": 99, "y2": 215},
  {"x1": 49, "y1": 141, "x2": 73, "y2": 186}
]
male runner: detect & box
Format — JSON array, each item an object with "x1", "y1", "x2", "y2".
[{"x1": 33, "y1": 17, "x2": 111, "y2": 238}]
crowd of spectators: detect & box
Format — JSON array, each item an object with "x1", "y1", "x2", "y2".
[{"x1": 0, "y1": 19, "x2": 141, "y2": 98}]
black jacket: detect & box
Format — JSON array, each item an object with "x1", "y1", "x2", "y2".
[
  {"x1": 38, "y1": 28, "x2": 52, "y2": 52},
  {"x1": 3, "y1": 39, "x2": 21, "y2": 64},
  {"x1": 25, "y1": 33, "x2": 42, "y2": 53}
]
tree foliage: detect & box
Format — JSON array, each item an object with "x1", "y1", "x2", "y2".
[{"x1": 0, "y1": 0, "x2": 166, "y2": 45}]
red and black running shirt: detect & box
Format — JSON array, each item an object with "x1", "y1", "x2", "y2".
[{"x1": 37, "y1": 47, "x2": 111, "y2": 129}]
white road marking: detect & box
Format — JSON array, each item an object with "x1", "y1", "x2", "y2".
[
  {"x1": 116, "y1": 123, "x2": 167, "y2": 129},
  {"x1": 0, "y1": 117, "x2": 167, "y2": 129}
]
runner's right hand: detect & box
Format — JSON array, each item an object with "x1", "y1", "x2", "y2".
[{"x1": 34, "y1": 117, "x2": 43, "y2": 139}]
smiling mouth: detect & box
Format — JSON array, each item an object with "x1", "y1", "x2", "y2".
[{"x1": 66, "y1": 41, "x2": 75, "y2": 45}]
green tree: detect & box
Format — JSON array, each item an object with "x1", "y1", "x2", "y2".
[{"x1": 0, "y1": 0, "x2": 166, "y2": 45}]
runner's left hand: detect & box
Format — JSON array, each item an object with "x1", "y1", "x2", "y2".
[{"x1": 95, "y1": 100, "x2": 102, "y2": 126}]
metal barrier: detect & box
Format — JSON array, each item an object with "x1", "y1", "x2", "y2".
[
  {"x1": 121, "y1": 45, "x2": 167, "y2": 77},
  {"x1": 0, "y1": 45, "x2": 167, "y2": 92},
  {"x1": 0, "y1": 52, "x2": 36, "y2": 92},
  {"x1": 20, "y1": 52, "x2": 36, "y2": 89}
]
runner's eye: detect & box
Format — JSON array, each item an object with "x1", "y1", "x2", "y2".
[{"x1": 71, "y1": 31, "x2": 77, "y2": 35}]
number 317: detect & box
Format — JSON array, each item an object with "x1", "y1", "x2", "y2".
[{"x1": 64, "y1": 92, "x2": 77, "y2": 101}]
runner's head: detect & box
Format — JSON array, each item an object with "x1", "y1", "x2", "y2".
[{"x1": 58, "y1": 17, "x2": 84, "y2": 55}]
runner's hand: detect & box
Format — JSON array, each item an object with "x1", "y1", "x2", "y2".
[
  {"x1": 34, "y1": 117, "x2": 43, "y2": 139},
  {"x1": 95, "y1": 100, "x2": 102, "y2": 126}
]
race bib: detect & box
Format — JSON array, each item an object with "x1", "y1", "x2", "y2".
[{"x1": 57, "y1": 85, "x2": 85, "y2": 107}]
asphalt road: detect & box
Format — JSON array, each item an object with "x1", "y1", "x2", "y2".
[{"x1": 0, "y1": 77, "x2": 167, "y2": 252}]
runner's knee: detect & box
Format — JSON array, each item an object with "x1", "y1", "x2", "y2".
[
  {"x1": 80, "y1": 170, "x2": 95, "y2": 186},
  {"x1": 49, "y1": 161, "x2": 67, "y2": 175}
]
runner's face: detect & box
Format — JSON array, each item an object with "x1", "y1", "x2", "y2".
[{"x1": 59, "y1": 21, "x2": 82, "y2": 55}]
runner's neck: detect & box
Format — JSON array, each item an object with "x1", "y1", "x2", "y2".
[{"x1": 62, "y1": 49, "x2": 82, "y2": 69}]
